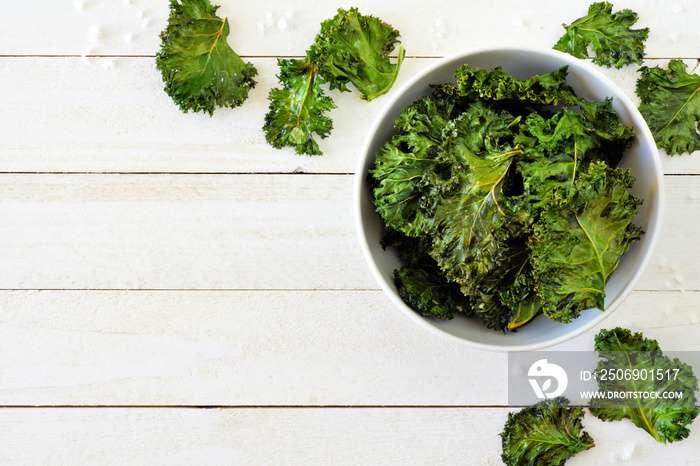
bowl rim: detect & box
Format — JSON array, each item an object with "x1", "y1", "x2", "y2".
[{"x1": 353, "y1": 45, "x2": 665, "y2": 352}]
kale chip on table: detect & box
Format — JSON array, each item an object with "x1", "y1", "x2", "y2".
[
  {"x1": 156, "y1": 0, "x2": 258, "y2": 115},
  {"x1": 264, "y1": 7, "x2": 405, "y2": 155},
  {"x1": 636, "y1": 59, "x2": 700, "y2": 156},
  {"x1": 590, "y1": 327, "x2": 700, "y2": 444},
  {"x1": 554, "y1": 1, "x2": 649, "y2": 69},
  {"x1": 500, "y1": 397, "x2": 595, "y2": 465}
]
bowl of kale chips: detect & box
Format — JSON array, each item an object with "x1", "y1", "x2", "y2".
[{"x1": 354, "y1": 46, "x2": 663, "y2": 351}]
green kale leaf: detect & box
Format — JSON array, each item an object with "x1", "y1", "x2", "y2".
[
  {"x1": 517, "y1": 97, "x2": 634, "y2": 210},
  {"x1": 454, "y1": 64, "x2": 576, "y2": 106},
  {"x1": 498, "y1": 252, "x2": 543, "y2": 330},
  {"x1": 427, "y1": 104, "x2": 526, "y2": 295},
  {"x1": 264, "y1": 7, "x2": 404, "y2": 155},
  {"x1": 500, "y1": 397, "x2": 595, "y2": 466},
  {"x1": 468, "y1": 237, "x2": 539, "y2": 331},
  {"x1": 554, "y1": 1, "x2": 649, "y2": 69},
  {"x1": 393, "y1": 264, "x2": 470, "y2": 320},
  {"x1": 155, "y1": 0, "x2": 257, "y2": 115},
  {"x1": 370, "y1": 92, "x2": 459, "y2": 237},
  {"x1": 521, "y1": 97, "x2": 634, "y2": 168},
  {"x1": 529, "y1": 162, "x2": 643, "y2": 323},
  {"x1": 381, "y1": 228, "x2": 471, "y2": 320},
  {"x1": 309, "y1": 7, "x2": 406, "y2": 101},
  {"x1": 636, "y1": 59, "x2": 700, "y2": 155},
  {"x1": 590, "y1": 328, "x2": 700, "y2": 443},
  {"x1": 370, "y1": 140, "x2": 442, "y2": 237},
  {"x1": 263, "y1": 58, "x2": 336, "y2": 156}
]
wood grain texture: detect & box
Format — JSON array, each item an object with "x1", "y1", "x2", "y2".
[
  {"x1": 0, "y1": 289, "x2": 696, "y2": 406},
  {"x1": 0, "y1": 289, "x2": 505, "y2": 405},
  {"x1": 0, "y1": 174, "x2": 370, "y2": 290},
  {"x1": 0, "y1": 174, "x2": 696, "y2": 291},
  {"x1": 0, "y1": 407, "x2": 697, "y2": 465},
  {"x1": 0, "y1": 57, "x2": 409, "y2": 174}
]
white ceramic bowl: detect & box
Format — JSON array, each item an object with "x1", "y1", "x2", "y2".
[{"x1": 354, "y1": 46, "x2": 664, "y2": 352}]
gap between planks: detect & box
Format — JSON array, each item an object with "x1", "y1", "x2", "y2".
[
  {"x1": 0, "y1": 405, "x2": 515, "y2": 409},
  {"x1": 0, "y1": 172, "x2": 355, "y2": 175}
]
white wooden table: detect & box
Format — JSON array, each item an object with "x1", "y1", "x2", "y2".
[{"x1": 1, "y1": 1, "x2": 699, "y2": 464}]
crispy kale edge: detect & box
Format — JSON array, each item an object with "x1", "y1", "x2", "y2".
[{"x1": 263, "y1": 58, "x2": 336, "y2": 156}]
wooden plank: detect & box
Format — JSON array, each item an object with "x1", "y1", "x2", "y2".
[
  {"x1": 640, "y1": 175, "x2": 700, "y2": 292},
  {"x1": 0, "y1": 288, "x2": 696, "y2": 406},
  {"x1": 2, "y1": 0, "x2": 696, "y2": 58},
  {"x1": 0, "y1": 407, "x2": 697, "y2": 464},
  {"x1": 0, "y1": 173, "x2": 695, "y2": 291},
  {"x1": 0, "y1": 289, "x2": 506, "y2": 406},
  {"x1": 1, "y1": 57, "x2": 698, "y2": 174},
  {"x1": 0, "y1": 174, "x2": 373, "y2": 290}
]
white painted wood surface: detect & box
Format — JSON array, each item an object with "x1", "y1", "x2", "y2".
[
  {"x1": 1, "y1": 1, "x2": 699, "y2": 464},
  {"x1": 1, "y1": 408, "x2": 699, "y2": 465}
]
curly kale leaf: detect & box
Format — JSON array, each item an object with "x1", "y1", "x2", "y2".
[
  {"x1": 530, "y1": 162, "x2": 643, "y2": 323},
  {"x1": 370, "y1": 92, "x2": 459, "y2": 237},
  {"x1": 500, "y1": 397, "x2": 595, "y2": 466},
  {"x1": 525, "y1": 97, "x2": 634, "y2": 168},
  {"x1": 573, "y1": 96, "x2": 636, "y2": 166},
  {"x1": 554, "y1": 1, "x2": 649, "y2": 69},
  {"x1": 427, "y1": 104, "x2": 527, "y2": 295},
  {"x1": 393, "y1": 265, "x2": 471, "y2": 320},
  {"x1": 591, "y1": 328, "x2": 700, "y2": 444},
  {"x1": 371, "y1": 141, "x2": 440, "y2": 237},
  {"x1": 381, "y1": 229, "x2": 471, "y2": 320},
  {"x1": 264, "y1": 8, "x2": 404, "y2": 155},
  {"x1": 636, "y1": 59, "x2": 700, "y2": 155},
  {"x1": 372, "y1": 97, "x2": 537, "y2": 330},
  {"x1": 309, "y1": 7, "x2": 406, "y2": 101},
  {"x1": 517, "y1": 97, "x2": 634, "y2": 210},
  {"x1": 393, "y1": 87, "x2": 464, "y2": 140},
  {"x1": 470, "y1": 237, "x2": 540, "y2": 331},
  {"x1": 263, "y1": 58, "x2": 336, "y2": 156},
  {"x1": 155, "y1": 0, "x2": 257, "y2": 115},
  {"x1": 498, "y1": 252, "x2": 543, "y2": 330},
  {"x1": 372, "y1": 98, "x2": 531, "y2": 330},
  {"x1": 454, "y1": 64, "x2": 577, "y2": 106}
]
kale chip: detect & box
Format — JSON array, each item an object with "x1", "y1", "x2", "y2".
[
  {"x1": 590, "y1": 327, "x2": 700, "y2": 444},
  {"x1": 501, "y1": 397, "x2": 595, "y2": 465},
  {"x1": 264, "y1": 7, "x2": 404, "y2": 155},
  {"x1": 554, "y1": 1, "x2": 649, "y2": 69},
  {"x1": 636, "y1": 59, "x2": 700, "y2": 155},
  {"x1": 156, "y1": 0, "x2": 257, "y2": 115}
]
